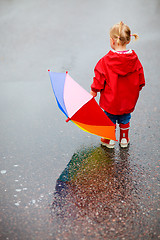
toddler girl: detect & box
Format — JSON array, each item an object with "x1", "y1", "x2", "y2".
[{"x1": 90, "y1": 21, "x2": 145, "y2": 148}]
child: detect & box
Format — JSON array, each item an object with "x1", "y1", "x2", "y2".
[{"x1": 90, "y1": 21, "x2": 145, "y2": 148}]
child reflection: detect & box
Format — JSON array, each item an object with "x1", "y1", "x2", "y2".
[{"x1": 51, "y1": 146, "x2": 138, "y2": 224}]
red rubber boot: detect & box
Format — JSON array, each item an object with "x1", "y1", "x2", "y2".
[{"x1": 119, "y1": 122, "x2": 130, "y2": 148}]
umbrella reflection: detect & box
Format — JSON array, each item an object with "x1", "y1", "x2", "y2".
[{"x1": 51, "y1": 146, "x2": 139, "y2": 225}]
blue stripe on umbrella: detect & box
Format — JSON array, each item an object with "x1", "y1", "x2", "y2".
[{"x1": 49, "y1": 72, "x2": 68, "y2": 117}]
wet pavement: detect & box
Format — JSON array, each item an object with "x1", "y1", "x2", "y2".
[{"x1": 0, "y1": 0, "x2": 160, "y2": 239}]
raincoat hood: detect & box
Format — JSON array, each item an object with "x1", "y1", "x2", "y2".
[{"x1": 106, "y1": 50, "x2": 142, "y2": 76}]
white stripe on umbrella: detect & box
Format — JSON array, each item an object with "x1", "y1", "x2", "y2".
[{"x1": 63, "y1": 73, "x2": 93, "y2": 119}]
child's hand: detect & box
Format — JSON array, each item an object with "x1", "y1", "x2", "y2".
[{"x1": 90, "y1": 90, "x2": 97, "y2": 97}]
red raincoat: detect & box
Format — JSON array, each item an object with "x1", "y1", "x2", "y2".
[{"x1": 91, "y1": 50, "x2": 145, "y2": 115}]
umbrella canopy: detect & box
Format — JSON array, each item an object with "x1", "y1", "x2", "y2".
[{"x1": 48, "y1": 71, "x2": 116, "y2": 140}]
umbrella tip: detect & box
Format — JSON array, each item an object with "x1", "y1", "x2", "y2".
[
  {"x1": 48, "y1": 69, "x2": 50, "y2": 72},
  {"x1": 66, "y1": 71, "x2": 68, "y2": 74}
]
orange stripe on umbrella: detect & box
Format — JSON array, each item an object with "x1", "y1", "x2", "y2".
[{"x1": 72, "y1": 121, "x2": 116, "y2": 140}]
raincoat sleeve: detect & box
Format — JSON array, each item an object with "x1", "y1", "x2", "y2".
[
  {"x1": 139, "y1": 66, "x2": 145, "y2": 91},
  {"x1": 91, "y1": 59, "x2": 107, "y2": 93}
]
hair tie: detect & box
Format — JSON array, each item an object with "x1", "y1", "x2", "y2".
[{"x1": 130, "y1": 34, "x2": 133, "y2": 37}]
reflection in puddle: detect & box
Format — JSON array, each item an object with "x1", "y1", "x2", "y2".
[{"x1": 51, "y1": 146, "x2": 147, "y2": 239}]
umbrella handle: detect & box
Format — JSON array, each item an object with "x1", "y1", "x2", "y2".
[{"x1": 66, "y1": 117, "x2": 71, "y2": 122}]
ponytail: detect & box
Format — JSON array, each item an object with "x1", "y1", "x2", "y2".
[
  {"x1": 117, "y1": 21, "x2": 124, "y2": 45},
  {"x1": 130, "y1": 33, "x2": 139, "y2": 41},
  {"x1": 119, "y1": 21, "x2": 123, "y2": 35}
]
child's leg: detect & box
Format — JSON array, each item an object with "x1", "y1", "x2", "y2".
[
  {"x1": 101, "y1": 124, "x2": 116, "y2": 148},
  {"x1": 101, "y1": 111, "x2": 117, "y2": 148},
  {"x1": 118, "y1": 113, "x2": 131, "y2": 148},
  {"x1": 104, "y1": 111, "x2": 117, "y2": 124},
  {"x1": 119, "y1": 122, "x2": 130, "y2": 148}
]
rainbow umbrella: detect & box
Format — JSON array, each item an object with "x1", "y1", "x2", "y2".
[{"x1": 48, "y1": 70, "x2": 116, "y2": 140}]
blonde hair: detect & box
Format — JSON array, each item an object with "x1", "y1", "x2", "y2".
[{"x1": 110, "y1": 21, "x2": 139, "y2": 45}]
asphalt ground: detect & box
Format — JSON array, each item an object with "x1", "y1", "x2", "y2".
[{"x1": 0, "y1": 0, "x2": 160, "y2": 239}]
